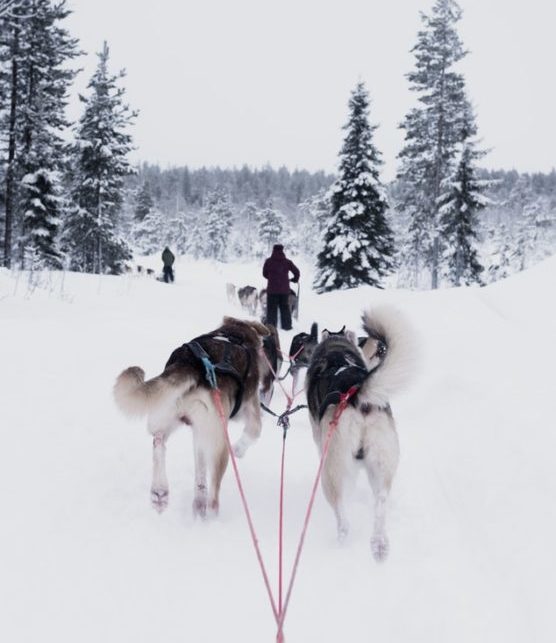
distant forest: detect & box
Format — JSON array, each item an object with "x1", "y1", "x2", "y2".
[
  {"x1": 1, "y1": 0, "x2": 555, "y2": 288},
  {"x1": 129, "y1": 163, "x2": 335, "y2": 214},
  {"x1": 123, "y1": 163, "x2": 556, "y2": 284}
]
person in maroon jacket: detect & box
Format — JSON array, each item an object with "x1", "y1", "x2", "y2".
[{"x1": 262, "y1": 244, "x2": 300, "y2": 330}]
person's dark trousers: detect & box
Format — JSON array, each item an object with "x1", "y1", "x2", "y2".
[
  {"x1": 267, "y1": 293, "x2": 292, "y2": 330},
  {"x1": 163, "y1": 266, "x2": 174, "y2": 283}
]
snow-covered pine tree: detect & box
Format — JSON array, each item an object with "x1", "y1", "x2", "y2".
[
  {"x1": 20, "y1": 169, "x2": 64, "y2": 267},
  {"x1": 437, "y1": 106, "x2": 491, "y2": 286},
  {"x1": 134, "y1": 205, "x2": 164, "y2": 254},
  {"x1": 63, "y1": 41, "x2": 136, "y2": 274},
  {"x1": 258, "y1": 200, "x2": 286, "y2": 254},
  {"x1": 184, "y1": 212, "x2": 204, "y2": 259},
  {"x1": 19, "y1": 0, "x2": 80, "y2": 268},
  {"x1": 313, "y1": 81, "x2": 395, "y2": 293},
  {"x1": 203, "y1": 188, "x2": 233, "y2": 261},
  {"x1": 522, "y1": 195, "x2": 555, "y2": 265},
  {"x1": 397, "y1": 0, "x2": 468, "y2": 288},
  {"x1": 132, "y1": 180, "x2": 160, "y2": 252},
  {"x1": 508, "y1": 175, "x2": 540, "y2": 271},
  {"x1": 134, "y1": 180, "x2": 153, "y2": 222},
  {"x1": 0, "y1": 0, "x2": 79, "y2": 268},
  {"x1": 485, "y1": 223, "x2": 512, "y2": 283},
  {"x1": 0, "y1": 1, "x2": 24, "y2": 267},
  {"x1": 165, "y1": 208, "x2": 191, "y2": 255},
  {"x1": 240, "y1": 201, "x2": 259, "y2": 256},
  {"x1": 297, "y1": 189, "x2": 331, "y2": 257}
]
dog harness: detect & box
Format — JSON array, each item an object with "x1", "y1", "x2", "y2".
[
  {"x1": 183, "y1": 333, "x2": 252, "y2": 418},
  {"x1": 312, "y1": 350, "x2": 373, "y2": 420}
]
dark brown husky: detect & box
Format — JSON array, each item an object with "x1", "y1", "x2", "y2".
[{"x1": 113, "y1": 317, "x2": 269, "y2": 517}]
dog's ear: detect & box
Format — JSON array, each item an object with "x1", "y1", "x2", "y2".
[
  {"x1": 310, "y1": 322, "x2": 318, "y2": 341},
  {"x1": 246, "y1": 320, "x2": 271, "y2": 336},
  {"x1": 222, "y1": 315, "x2": 240, "y2": 326},
  {"x1": 321, "y1": 329, "x2": 330, "y2": 340},
  {"x1": 344, "y1": 330, "x2": 358, "y2": 347}
]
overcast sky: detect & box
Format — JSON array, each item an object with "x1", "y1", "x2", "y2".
[{"x1": 65, "y1": 0, "x2": 556, "y2": 180}]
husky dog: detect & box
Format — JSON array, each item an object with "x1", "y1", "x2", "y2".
[
  {"x1": 259, "y1": 323, "x2": 283, "y2": 405},
  {"x1": 288, "y1": 288, "x2": 299, "y2": 321},
  {"x1": 287, "y1": 322, "x2": 319, "y2": 393},
  {"x1": 226, "y1": 282, "x2": 237, "y2": 304},
  {"x1": 321, "y1": 325, "x2": 372, "y2": 350},
  {"x1": 113, "y1": 317, "x2": 269, "y2": 518},
  {"x1": 259, "y1": 288, "x2": 267, "y2": 321},
  {"x1": 238, "y1": 286, "x2": 258, "y2": 316},
  {"x1": 305, "y1": 306, "x2": 415, "y2": 561}
]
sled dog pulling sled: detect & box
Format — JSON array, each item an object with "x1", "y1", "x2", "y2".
[
  {"x1": 113, "y1": 304, "x2": 415, "y2": 638},
  {"x1": 114, "y1": 317, "x2": 274, "y2": 515}
]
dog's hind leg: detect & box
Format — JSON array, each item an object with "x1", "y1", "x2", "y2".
[
  {"x1": 232, "y1": 394, "x2": 262, "y2": 458},
  {"x1": 151, "y1": 431, "x2": 170, "y2": 512},
  {"x1": 368, "y1": 482, "x2": 390, "y2": 562},
  {"x1": 192, "y1": 443, "x2": 208, "y2": 519},
  {"x1": 291, "y1": 366, "x2": 300, "y2": 396},
  {"x1": 364, "y1": 421, "x2": 399, "y2": 562},
  {"x1": 259, "y1": 371, "x2": 275, "y2": 406},
  {"x1": 208, "y1": 443, "x2": 229, "y2": 516},
  {"x1": 321, "y1": 441, "x2": 351, "y2": 542}
]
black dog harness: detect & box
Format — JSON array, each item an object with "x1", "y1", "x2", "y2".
[
  {"x1": 313, "y1": 350, "x2": 373, "y2": 421},
  {"x1": 182, "y1": 333, "x2": 251, "y2": 418}
]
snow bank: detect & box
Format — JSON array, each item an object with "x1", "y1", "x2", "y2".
[{"x1": 0, "y1": 256, "x2": 554, "y2": 642}]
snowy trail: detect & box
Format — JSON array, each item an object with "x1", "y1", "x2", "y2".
[{"x1": 1, "y1": 258, "x2": 555, "y2": 642}]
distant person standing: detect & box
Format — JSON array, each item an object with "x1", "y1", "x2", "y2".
[
  {"x1": 262, "y1": 244, "x2": 300, "y2": 330},
  {"x1": 161, "y1": 246, "x2": 175, "y2": 283}
]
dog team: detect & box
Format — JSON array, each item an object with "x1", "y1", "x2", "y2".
[{"x1": 114, "y1": 300, "x2": 415, "y2": 562}]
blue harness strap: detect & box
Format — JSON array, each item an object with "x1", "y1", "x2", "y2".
[{"x1": 187, "y1": 337, "x2": 248, "y2": 418}]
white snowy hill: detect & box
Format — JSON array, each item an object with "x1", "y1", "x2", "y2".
[{"x1": 1, "y1": 255, "x2": 555, "y2": 643}]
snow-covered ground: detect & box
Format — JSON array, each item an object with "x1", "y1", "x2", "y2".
[{"x1": 1, "y1": 255, "x2": 555, "y2": 643}]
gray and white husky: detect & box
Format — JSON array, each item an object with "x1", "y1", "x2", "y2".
[{"x1": 305, "y1": 306, "x2": 415, "y2": 561}]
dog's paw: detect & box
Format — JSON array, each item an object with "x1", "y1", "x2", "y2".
[
  {"x1": 208, "y1": 499, "x2": 220, "y2": 517},
  {"x1": 371, "y1": 534, "x2": 389, "y2": 562},
  {"x1": 151, "y1": 487, "x2": 169, "y2": 513},
  {"x1": 193, "y1": 496, "x2": 208, "y2": 519},
  {"x1": 232, "y1": 436, "x2": 250, "y2": 458},
  {"x1": 337, "y1": 521, "x2": 349, "y2": 544}
]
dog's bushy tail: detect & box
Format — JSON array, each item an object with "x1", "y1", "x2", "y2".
[
  {"x1": 113, "y1": 366, "x2": 195, "y2": 418},
  {"x1": 361, "y1": 305, "x2": 418, "y2": 401}
]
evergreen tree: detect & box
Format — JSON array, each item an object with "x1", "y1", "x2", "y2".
[
  {"x1": 232, "y1": 201, "x2": 259, "y2": 258},
  {"x1": 134, "y1": 204, "x2": 164, "y2": 254},
  {"x1": 297, "y1": 189, "x2": 330, "y2": 257},
  {"x1": 0, "y1": 0, "x2": 79, "y2": 267},
  {"x1": 203, "y1": 188, "x2": 233, "y2": 261},
  {"x1": 19, "y1": 0, "x2": 80, "y2": 267},
  {"x1": 21, "y1": 168, "x2": 63, "y2": 266},
  {"x1": 184, "y1": 213, "x2": 204, "y2": 259},
  {"x1": 314, "y1": 82, "x2": 395, "y2": 293},
  {"x1": 166, "y1": 208, "x2": 190, "y2": 254},
  {"x1": 0, "y1": 0, "x2": 25, "y2": 267},
  {"x1": 182, "y1": 166, "x2": 192, "y2": 203},
  {"x1": 507, "y1": 175, "x2": 540, "y2": 271},
  {"x1": 258, "y1": 200, "x2": 285, "y2": 253},
  {"x1": 438, "y1": 109, "x2": 490, "y2": 285},
  {"x1": 63, "y1": 41, "x2": 136, "y2": 274},
  {"x1": 486, "y1": 223, "x2": 512, "y2": 283},
  {"x1": 134, "y1": 181, "x2": 153, "y2": 222},
  {"x1": 397, "y1": 0, "x2": 468, "y2": 288}
]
